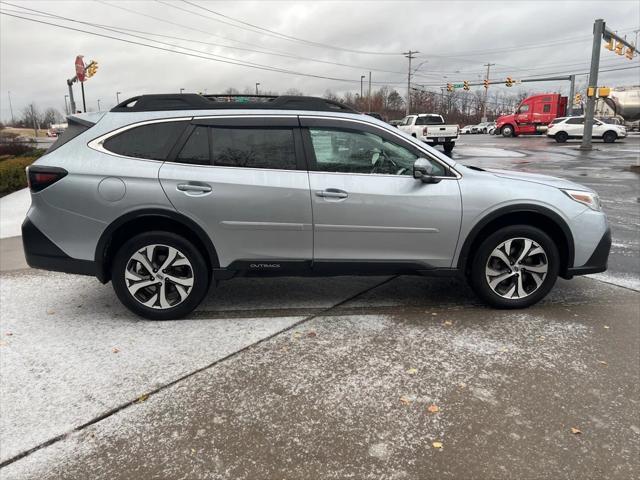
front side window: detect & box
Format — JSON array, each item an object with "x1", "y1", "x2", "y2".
[
  {"x1": 177, "y1": 126, "x2": 210, "y2": 165},
  {"x1": 517, "y1": 104, "x2": 530, "y2": 113},
  {"x1": 309, "y1": 127, "x2": 444, "y2": 176},
  {"x1": 103, "y1": 121, "x2": 188, "y2": 160},
  {"x1": 211, "y1": 128, "x2": 296, "y2": 170}
]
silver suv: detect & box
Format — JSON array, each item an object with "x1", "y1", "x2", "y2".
[{"x1": 23, "y1": 94, "x2": 611, "y2": 320}]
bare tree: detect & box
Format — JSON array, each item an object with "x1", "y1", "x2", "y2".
[
  {"x1": 42, "y1": 108, "x2": 62, "y2": 127},
  {"x1": 284, "y1": 88, "x2": 304, "y2": 96}
]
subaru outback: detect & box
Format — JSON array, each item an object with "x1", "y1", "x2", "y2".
[{"x1": 22, "y1": 94, "x2": 611, "y2": 320}]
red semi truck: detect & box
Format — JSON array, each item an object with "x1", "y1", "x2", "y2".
[{"x1": 496, "y1": 93, "x2": 568, "y2": 137}]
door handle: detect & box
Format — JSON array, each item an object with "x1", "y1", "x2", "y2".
[
  {"x1": 315, "y1": 189, "x2": 348, "y2": 199},
  {"x1": 177, "y1": 183, "x2": 212, "y2": 193}
]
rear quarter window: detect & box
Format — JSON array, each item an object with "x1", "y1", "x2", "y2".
[
  {"x1": 47, "y1": 119, "x2": 91, "y2": 153},
  {"x1": 103, "y1": 121, "x2": 188, "y2": 160}
]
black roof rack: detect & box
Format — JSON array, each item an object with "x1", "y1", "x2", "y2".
[{"x1": 110, "y1": 94, "x2": 359, "y2": 113}]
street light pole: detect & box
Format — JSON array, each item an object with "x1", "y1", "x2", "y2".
[
  {"x1": 360, "y1": 75, "x2": 365, "y2": 99},
  {"x1": 180, "y1": 88, "x2": 185, "y2": 94},
  {"x1": 97, "y1": 99, "x2": 101, "y2": 111},
  {"x1": 255, "y1": 82, "x2": 260, "y2": 95},
  {"x1": 8, "y1": 91, "x2": 15, "y2": 125},
  {"x1": 368, "y1": 71, "x2": 372, "y2": 113},
  {"x1": 116, "y1": 91, "x2": 121, "y2": 104},
  {"x1": 64, "y1": 95, "x2": 69, "y2": 115}
]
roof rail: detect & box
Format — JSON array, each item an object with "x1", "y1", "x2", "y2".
[{"x1": 110, "y1": 94, "x2": 359, "y2": 113}]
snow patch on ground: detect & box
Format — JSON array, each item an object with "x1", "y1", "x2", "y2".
[{"x1": 0, "y1": 188, "x2": 30, "y2": 239}]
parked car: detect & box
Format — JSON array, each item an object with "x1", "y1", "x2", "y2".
[
  {"x1": 471, "y1": 122, "x2": 494, "y2": 134},
  {"x1": 460, "y1": 125, "x2": 474, "y2": 134},
  {"x1": 389, "y1": 119, "x2": 403, "y2": 127},
  {"x1": 23, "y1": 94, "x2": 610, "y2": 319},
  {"x1": 397, "y1": 114, "x2": 459, "y2": 153},
  {"x1": 365, "y1": 112, "x2": 383, "y2": 121},
  {"x1": 497, "y1": 93, "x2": 568, "y2": 137},
  {"x1": 546, "y1": 116, "x2": 627, "y2": 143},
  {"x1": 487, "y1": 122, "x2": 497, "y2": 134}
]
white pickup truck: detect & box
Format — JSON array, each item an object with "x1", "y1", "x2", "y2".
[{"x1": 397, "y1": 114, "x2": 459, "y2": 153}]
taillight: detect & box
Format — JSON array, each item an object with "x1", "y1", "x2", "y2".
[
  {"x1": 423, "y1": 127, "x2": 428, "y2": 136},
  {"x1": 27, "y1": 166, "x2": 68, "y2": 192}
]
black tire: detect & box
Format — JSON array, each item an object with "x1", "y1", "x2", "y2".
[
  {"x1": 602, "y1": 131, "x2": 617, "y2": 143},
  {"x1": 468, "y1": 225, "x2": 560, "y2": 309},
  {"x1": 443, "y1": 142, "x2": 455, "y2": 153},
  {"x1": 555, "y1": 131, "x2": 568, "y2": 143},
  {"x1": 112, "y1": 231, "x2": 210, "y2": 320},
  {"x1": 501, "y1": 125, "x2": 514, "y2": 137}
]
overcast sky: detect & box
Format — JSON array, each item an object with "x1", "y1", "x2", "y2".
[{"x1": 1, "y1": 0, "x2": 639, "y2": 120}]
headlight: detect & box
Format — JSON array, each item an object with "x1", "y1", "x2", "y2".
[{"x1": 562, "y1": 189, "x2": 602, "y2": 211}]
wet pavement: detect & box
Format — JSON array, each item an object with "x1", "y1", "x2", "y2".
[{"x1": 0, "y1": 134, "x2": 638, "y2": 479}]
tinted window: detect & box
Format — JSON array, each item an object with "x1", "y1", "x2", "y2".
[
  {"x1": 543, "y1": 104, "x2": 551, "y2": 113},
  {"x1": 308, "y1": 128, "x2": 444, "y2": 176},
  {"x1": 518, "y1": 104, "x2": 530, "y2": 113},
  {"x1": 415, "y1": 116, "x2": 444, "y2": 126},
  {"x1": 48, "y1": 119, "x2": 90, "y2": 153},
  {"x1": 211, "y1": 128, "x2": 296, "y2": 170},
  {"x1": 551, "y1": 117, "x2": 565, "y2": 124},
  {"x1": 176, "y1": 126, "x2": 209, "y2": 165},
  {"x1": 566, "y1": 118, "x2": 584, "y2": 125},
  {"x1": 103, "y1": 121, "x2": 187, "y2": 160}
]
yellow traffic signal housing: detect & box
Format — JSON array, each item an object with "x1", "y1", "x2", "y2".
[
  {"x1": 615, "y1": 41, "x2": 624, "y2": 55},
  {"x1": 483, "y1": 79, "x2": 489, "y2": 89},
  {"x1": 505, "y1": 76, "x2": 513, "y2": 87},
  {"x1": 574, "y1": 93, "x2": 582, "y2": 104},
  {"x1": 626, "y1": 46, "x2": 635, "y2": 60},
  {"x1": 605, "y1": 37, "x2": 614, "y2": 51},
  {"x1": 446, "y1": 83, "x2": 453, "y2": 92},
  {"x1": 598, "y1": 87, "x2": 611, "y2": 98},
  {"x1": 463, "y1": 80, "x2": 470, "y2": 91},
  {"x1": 86, "y1": 61, "x2": 99, "y2": 78},
  {"x1": 587, "y1": 87, "x2": 596, "y2": 97}
]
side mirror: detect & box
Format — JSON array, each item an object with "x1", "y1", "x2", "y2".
[{"x1": 413, "y1": 158, "x2": 440, "y2": 183}]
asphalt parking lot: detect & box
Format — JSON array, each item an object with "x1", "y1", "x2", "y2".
[{"x1": 1, "y1": 134, "x2": 638, "y2": 479}]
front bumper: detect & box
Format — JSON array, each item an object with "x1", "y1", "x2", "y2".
[
  {"x1": 22, "y1": 218, "x2": 98, "y2": 277},
  {"x1": 565, "y1": 227, "x2": 611, "y2": 276}
]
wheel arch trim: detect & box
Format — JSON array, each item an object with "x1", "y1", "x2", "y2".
[
  {"x1": 94, "y1": 208, "x2": 219, "y2": 282},
  {"x1": 456, "y1": 204, "x2": 575, "y2": 275}
]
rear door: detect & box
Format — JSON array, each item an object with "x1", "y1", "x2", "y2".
[
  {"x1": 159, "y1": 116, "x2": 313, "y2": 269},
  {"x1": 300, "y1": 116, "x2": 462, "y2": 270}
]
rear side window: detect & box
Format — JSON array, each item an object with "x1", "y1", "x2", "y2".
[
  {"x1": 415, "y1": 116, "x2": 444, "y2": 125},
  {"x1": 551, "y1": 117, "x2": 565, "y2": 124},
  {"x1": 543, "y1": 104, "x2": 551, "y2": 113},
  {"x1": 103, "y1": 121, "x2": 187, "y2": 160},
  {"x1": 566, "y1": 118, "x2": 584, "y2": 125},
  {"x1": 48, "y1": 119, "x2": 90, "y2": 153},
  {"x1": 211, "y1": 128, "x2": 296, "y2": 170},
  {"x1": 176, "y1": 126, "x2": 210, "y2": 165}
]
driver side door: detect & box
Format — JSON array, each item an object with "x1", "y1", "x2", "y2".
[{"x1": 300, "y1": 117, "x2": 462, "y2": 269}]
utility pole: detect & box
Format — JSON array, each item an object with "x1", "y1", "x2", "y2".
[
  {"x1": 368, "y1": 71, "x2": 372, "y2": 113},
  {"x1": 567, "y1": 74, "x2": 576, "y2": 116},
  {"x1": 404, "y1": 50, "x2": 419, "y2": 115},
  {"x1": 255, "y1": 82, "x2": 260, "y2": 95},
  {"x1": 64, "y1": 95, "x2": 69, "y2": 115},
  {"x1": 30, "y1": 103, "x2": 38, "y2": 138},
  {"x1": 482, "y1": 62, "x2": 495, "y2": 122},
  {"x1": 581, "y1": 19, "x2": 605, "y2": 151},
  {"x1": 7, "y1": 91, "x2": 14, "y2": 126},
  {"x1": 360, "y1": 75, "x2": 365, "y2": 98}
]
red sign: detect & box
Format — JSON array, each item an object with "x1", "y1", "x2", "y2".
[{"x1": 75, "y1": 55, "x2": 86, "y2": 82}]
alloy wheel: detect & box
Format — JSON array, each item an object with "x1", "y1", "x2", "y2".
[
  {"x1": 124, "y1": 244, "x2": 194, "y2": 309},
  {"x1": 485, "y1": 237, "x2": 548, "y2": 299}
]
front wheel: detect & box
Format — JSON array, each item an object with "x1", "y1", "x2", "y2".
[
  {"x1": 501, "y1": 125, "x2": 514, "y2": 137},
  {"x1": 112, "y1": 231, "x2": 210, "y2": 320},
  {"x1": 602, "y1": 131, "x2": 617, "y2": 143},
  {"x1": 469, "y1": 225, "x2": 559, "y2": 309}
]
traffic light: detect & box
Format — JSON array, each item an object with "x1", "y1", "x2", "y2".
[
  {"x1": 605, "y1": 37, "x2": 614, "y2": 51},
  {"x1": 446, "y1": 83, "x2": 454, "y2": 92},
  {"x1": 574, "y1": 93, "x2": 582, "y2": 104},
  {"x1": 463, "y1": 80, "x2": 470, "y2": 91},
  {"x1": 626, "y1": 46, "x2": 635, "y2": 60},
  {"x1": 615, "y1": 40, "x2": 624, "y2": 55},
  {"x1": 505, "y1": 76, "x2": 513, "y2": 87},
  {"x1": 86, "y1": 61, "x2": 99, "y2": 78},
  {"x1": 483, "y1": 79, "x2": 489, "y2": 89}
]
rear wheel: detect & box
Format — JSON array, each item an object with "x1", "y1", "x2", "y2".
[
  {"x1": 112, "y1": 231, "x2": 210, "y2": 320},
  {"x1": 555, "y1": 131, "x2": 568, "y2": 143},
  {"x1": 602, "y1": 131, "x2": 617, "y2": 143},
  {"x1": 443, "y1": 142, "x2": 455, "y2": 154},
  {"x1": 501, "y1": 125, "x2": 514, "y2": 137},
  {"x1": 469, "y1": 225, "x2": 559, "y2": 309}
]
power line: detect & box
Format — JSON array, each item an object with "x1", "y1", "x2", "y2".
[
  {"x1": 176, "y1": 0, "x2": 402, "y2": 56},
  {"x1": 2, "y1": 2, "x2": 409, "y2": 77}
]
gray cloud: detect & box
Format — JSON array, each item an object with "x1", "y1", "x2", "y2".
[{"x1": 0, "y1": 0, "x2": 638, "y2": 120}]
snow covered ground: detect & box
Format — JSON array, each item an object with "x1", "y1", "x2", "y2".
[{"x1": 0, "y1": 188, "x2": 30, "y2": 239}]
